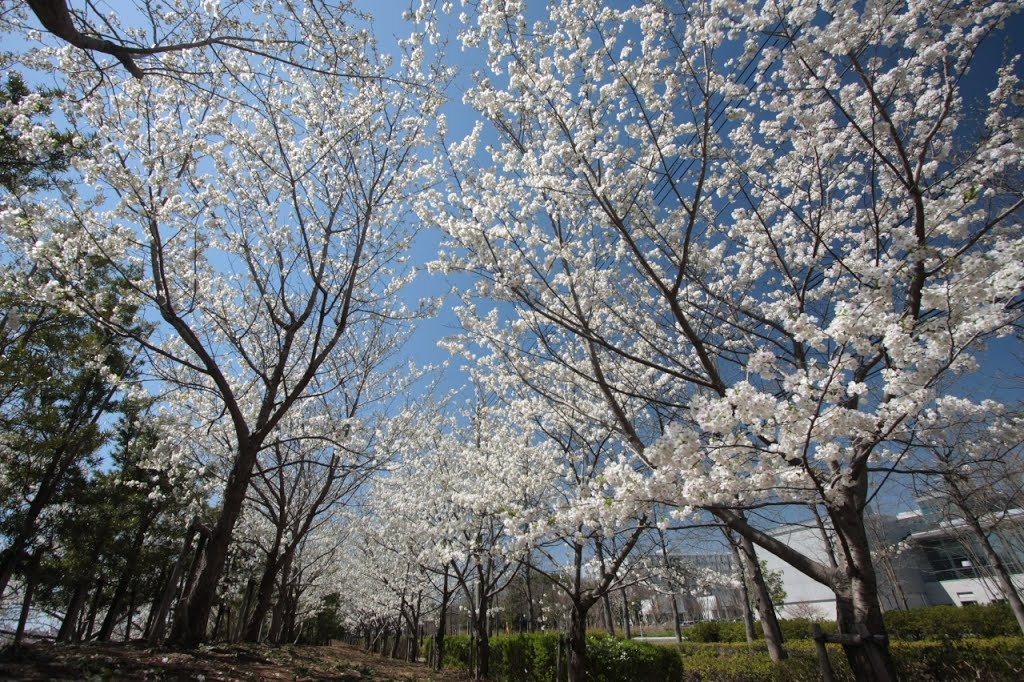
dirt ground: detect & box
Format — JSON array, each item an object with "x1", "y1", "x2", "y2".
[{"x1": 0, "y1": 640, "x2": 471, "y2": 681}]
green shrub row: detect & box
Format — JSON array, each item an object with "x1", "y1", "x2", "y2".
[
  {"x1": 681, "y1": 617, "x2": 837, "y2": 643},
  {"x1": 681, "y1": 603, "x2": 1021, "y2": 643},
  {"x1": 885, "y1": 603, "x2": 1020, "y2": 640},
  {"x1": 432, "y1": 632, "x2": 682, "y2": 682},
  {"x1": 678, "y1": 637, "x2": 1024, "y2": 682}
]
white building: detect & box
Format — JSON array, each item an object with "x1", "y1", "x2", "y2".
[{"x1": 761, "y1": 499, "x2": 1024, "y2": 619}]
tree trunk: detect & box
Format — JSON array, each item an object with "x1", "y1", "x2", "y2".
[
  {"x1": 244, "y1": 547, "x2": 280, "y2": 641},
  {"x1": 434, "y1": 609, "x2": 447, "y2": 670},
  {"x1": 389, "y1": 623, "x2": 401, "y2": 659},
  {"x1": 14, "y1": 549, "x2": 41, "y2": 645},
  {"x1": 124, "y1": 584, "x2": 138, "y2": 642},
  {"x1": 148, "y1": 521, "x2": 198, "y2": 643},
  {"x1": 169, "y1": 444, "x2": 258, "y2": 647},
  {"x1": 524, "y1": 561, "x2": 537, "y2": 632},
  {"x1": 433, "y1": 568, "x2": 452, "y2": 670},
  {"x1": 269, "y1": 551, "x2": 294, "y2": 643},
  {"x1": 99, "y1": 512, "x2": 154, "y2": 641},
  {"x1": 711, "y1": 495, "x2": 898, "y2": 681},
  {"x1": 402, "y1": 592, "x2": 421, "y2": 662},
  {"x1": 831, "y1": 509, "x2": 898, "y2": 682},
  {"x1": 656, "y1": 526, "x2": 682, "y2": 642},
  {"x1": 57, "y1": 579, "x2": 90, "y2": 642},
  {"x1": 268, "y1": 590, "x2": 285, "y2": 644},
  {"x1": 727, "y1": 534, "x2": 756, "y2": 644},
  {"x1": 963, "y1": 512, "x2": 1024, "y2": 634},
  {"x1": 474, "y1": 587, "x2": 490, "y2": 680},
  {"x1": 602, "y1": 592, "x2": 616, "y2": 636},
  {"x1": 244, "y1": 508, "x2": 289, "y2": 642},
  {"x1": 0, "y1": 451, "x2": 71, "y2": 598},
  {"x1": 594, "y1": 541, "x2": 615, "y2": 636},
  {"x1": 567, "y1": 602, "x2": 590, "y2": 682},
  {"x1": 738, "y1": 535, "x2": 786, "y2": 660},
  {"x1": 281, "y1": 576, "x2": 300, "y2": 642},
  {"x1": 0, "y1": 377, "x2": 117, "y2": 600},
  {"x1": 669, "y1": 594, "x2": 683, "y2": 643},
  {"x1": 620, "y1": 586, "x2": 631, "y2": 639},
  {"x1": 173, "y1": 530, "x2": 210, "y2": 638},
  {"x1": 212, "y1": 600, "x2": 226, "y2": 640},
  {"x1": 82, "y1": 576, "x2": 106, "y2": 640},
  {"x1": 98, "y1": 577, "x2": 129, "y2": 642},
  {"x1": 233, "y1": 578, "x2": 258, "y2": 642}
]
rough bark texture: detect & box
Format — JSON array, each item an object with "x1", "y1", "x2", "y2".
[
  {"x1": 147, "y1": 522, "x2": 197, "y2": 644},
  {"x1": 14, "y1": 550, "x2": 41, "y2": 645},
  {"x1": 739, "y1": 535, "x2": 787, "y2": 661},
  {"x1": 727, "y1": 535, "x2": 757, "y2": 644},
  {"x1": 568, "y1": 604, "x2": 589, "y2": 682},
  {"x1": 57, "y1": 580, "x2": 89, "y2": 642},
  {"x1": 169, "y1": 445, "x2": 258, "y2": 646},
  {"x1": 473, "y1": 577, "x2": 490, "y2": 680},
  {"x1": 98, "y1": 515, "x2": 152, "y2": 641},
  {"x1": 244, "y1": 545, "x2": 281, "y2": 642},
  {"x1": 831, "y1": 495, "x2": 898, "y2": 682},
  {"x1": 712, "y1": 503, "x2": 898, "y2": 681}
]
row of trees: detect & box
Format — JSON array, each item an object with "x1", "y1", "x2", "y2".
[
  {"x1": 411, "y1": 1, "x2": 1024, "y2": 679},
  {"x1": 1, "y1": 0, "x2": 444, "y2": 649},
  {"x1": 1, "y1": 2, "x2": 1022, "y2": 682}
]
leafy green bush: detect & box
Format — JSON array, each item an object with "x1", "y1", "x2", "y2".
[
  {"x1": 490, "y1": 632, "x2": 561, "y2": 682},
  {"x1": 778, "y1": 617, "x2": 837, "y2": 641},
  {"x1": 586, "y1": 633, "x2": 682, "y2": 682},
  {"x1": 684, "y1": 620, "x2": 724, "y2": 642},
  {"x1": 890, "y1": 637, "x2": 1024, "y2": 680},
  {"x1": 884, "y1": 603, "x2": 1020, "y2": 641},
  {"x1": 679, "y1": 603, "x2": 1020, "y2": 644},
  {"x1": 679, "y1": 642, "x2": 846, "y2": 682},
  {"x1": 678, "y1": 637, "x2": 1024, "y2": 682},
  {"x1": 435, "y1": 632, "x2": 681, "y2": 681},
  {"x1": 681, "y1": 617, "x2": 837, "y2": 643}
]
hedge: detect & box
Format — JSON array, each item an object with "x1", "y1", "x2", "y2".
[
  {"x1": 432, "y1": 632, "x2": 682, "y2": 682},
  {"x1": 678, "y1": 637, "x2": 1024, "y2": 682},
  {"x1": 682, "y1": 618, "x2": 837, "y2": 643},
  {"x1": 681, "y1": 603, "x2": 1020, "y2": 643},
  {"x1": 885, "y1": 603, "x2": 1020, "y2": 641}
]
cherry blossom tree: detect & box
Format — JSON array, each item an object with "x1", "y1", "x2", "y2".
[
  {"x1": 241, "y1": 430, "x2": 374, "y2": 642},
  {"x1": 421, "y1": 1, "x2": 1024, "y2": 679},
  {"x1": 16, "y1": 4, "x2": 444, "y2": 645},
  {"x1": 360, "y1": 399, "x2": 485, "y2": 669},
  {"x1": 401, "y1": 361, "x2": 653, "y2": 680}
]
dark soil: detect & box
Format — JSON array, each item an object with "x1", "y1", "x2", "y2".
[{"x1": 0, "y1": 640, "x2": 470, "y2": 681}]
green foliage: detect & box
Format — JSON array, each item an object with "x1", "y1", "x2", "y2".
[
  {"x1": 680, "y1": 604, "x2": 1019, "y2": 645},
  {"x1": 759, "y1": 560, "x2": 786, "y2": 606},
  {"x1": 681, "y1": 618, "x2": 837, "y2": 643},
  {"x1": 678, "y1": 637, "x2": 1024, "y2": 682},
  {"x1": 435, "y1": 633, "x2": 473, "y2": 670},
  {"x1": 299, "y1": 593, "x2": 346, "y2": 645},
  {"x1": 891, "y1": 637, "x2": 1024, "y2": 680},
  {"x1": 685, "y1": 620, "x2": 724, "y2": 643},
  {"x1": 435, "y1": 632, "x2": 682, "y2": 682},
  {"x1": 679, "y1": 641, "x2": 841, "y2": 682},
  {"x1": 28, "y1": 409, "x2": 192, "y2": 627},
  {"x1": 490, "y1": 631, "x2": 561, "y2": 682},
  {"x1": 586, "y1": 633, "x2": 682, "y2": 682},
  {"x1": 884, "y1": 604, "x2": 1020, "y2": 641},
  {"x1": 0, "y1": 71, "x2": 76, "y2": 195}
]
